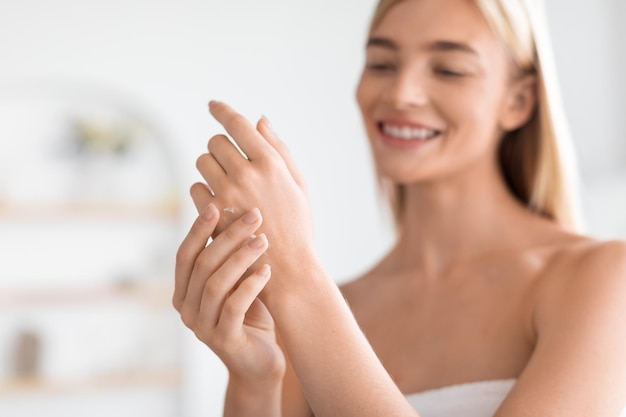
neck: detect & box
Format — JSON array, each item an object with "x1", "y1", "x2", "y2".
[{"x1": 391, "y1": 159, "x2": 552, "y2": 278}]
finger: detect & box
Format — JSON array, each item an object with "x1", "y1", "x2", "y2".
[
  {"x1": 182, "y1": 208, "x2": 264, "y2": 319},
  {"x1": 190, "y1": 182, "x2": 240, "y2": 236},
  {"x1": 196, "y1": 152, "x2": 226, "y2": 195},
  {"x1": 190, "y1": 182, "x2": 214, "y2": 214},
  {"x1": 200, "y1": 238, "x2": 269, "y2": 331},
  {"x1": 208, "y1": 101, "x2": 277, "y2": 161},
  {"x1": 257, "y1": 116, "x2": 306, "y2": 189},
  {"x1": 207, "y1": 134, "x2": 249, "y2": 175},
  {"x1": 173, "y1": 203, "x2": 220, "y2": 312},
  {"x1": 216, "y1": 264, "x2": 271, "y2": 338}
]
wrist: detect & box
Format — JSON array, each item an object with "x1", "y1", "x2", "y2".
[
  {"x1": 258, "y1": 247, "x2": 341, "y2": 348},
  {"x1": 228, "y1": 371, "x2": 282, "y2": 394},
  {"x1": 225, "y1": 372, "x2": 283, "y2": 417},
  {"x1": 262, "y1": 254, "x2": 334, "y2": 314}
]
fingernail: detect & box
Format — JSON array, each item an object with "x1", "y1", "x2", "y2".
[
  {"x1": 248, "y1": 233, "x2": 267, "y2": 249},
  {"x1": 242, "y1": 208, "x2": 260, "y2": 225},
  {"x1": 201, "y1": 204, "x2": 216, "y2": 221},
  {"x1": 261, "y1": 115, "x2": 274, "y2": 132},
  {"x1": 242, "y1": 234, "x2": 257, "y2": 246},
  {"x1": 208, "y1": 100, "x2": 219, "y2": 109},
  {"x1": 258, "y1": 264, "x2": 271, "y2": 279}
]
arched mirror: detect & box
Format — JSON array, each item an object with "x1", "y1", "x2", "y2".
[{"x1": 0, "y1": 82, "x2": 183, "y2": 417}]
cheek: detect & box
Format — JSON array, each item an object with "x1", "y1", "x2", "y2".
[
  {"x1": 355, "y1": 75, "x2": 383, "y2": 141},
  {"x1": 355, "y1": 74, "x2": 373, "y2": 113},
  {"x1": 441, "y1": 83, "x2": 504, "y2": 146}
]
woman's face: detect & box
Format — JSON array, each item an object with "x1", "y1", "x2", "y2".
[{"x1": 356, "y1": 0, "x2": 525, "y2": 185}]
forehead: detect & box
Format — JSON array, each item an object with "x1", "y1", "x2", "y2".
[{"x1": 371, "y1": 0, "x2": 500, "y2": 55}]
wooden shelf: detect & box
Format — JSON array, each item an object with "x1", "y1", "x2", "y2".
[
  {"x1": 0, "y1": 369, "x2": 182, "y2": 395},
  {"x1": 0, "y1": 201, "x2": 181, "y2": 222},
  {"x1": 0, "y1": 281, "x2": 175, "y2": 309}
]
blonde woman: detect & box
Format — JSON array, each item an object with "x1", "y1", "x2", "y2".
[{"x1": 173, "y1": 0, "x2": 626, "y2": 416}]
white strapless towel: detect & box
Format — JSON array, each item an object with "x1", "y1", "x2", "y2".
[{"x1": 405, "y1": 378, "x2": 626, "y2": 417}]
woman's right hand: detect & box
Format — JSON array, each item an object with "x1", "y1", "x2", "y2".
[{"x1": 172, "y1": 203, "x2": 286, "y2": 388}]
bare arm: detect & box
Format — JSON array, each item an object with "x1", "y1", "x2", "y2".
[
  {"x1": 223, "y1": 375, "x2": 282, "y2": 417},
  {"x1": 493, "y1": 241, "x2": 626, "y2": 417},
  {"x1": 273, "y1": 332, "x2": 313, "y2": 417},
  {"x1": 198, "y1": 101, "x2": 626, "y2": 417},
  {"x1": 266, "y1": 262, "x2": 418, "y2": 417},
  {"x1": 196, "y1": 101, "x2": 418, "y2": 417}
]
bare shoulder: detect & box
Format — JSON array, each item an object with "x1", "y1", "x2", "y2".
[
  {"x1": 538, "y1": 236, "x2": 626, "y2": 287},
  {"x1": 494, "y1": 237, "x2": 626, "y2": 416},
  {"x1": 532, "y1": 235, "x2": 626, "y2": 333}
]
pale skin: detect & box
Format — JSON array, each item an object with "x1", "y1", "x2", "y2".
[{"x1": 173, "y1": 0, "x2": 626, "y2": 416}]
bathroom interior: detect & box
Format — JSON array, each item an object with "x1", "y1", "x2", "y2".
[{"x1": 0, "y1": 1, "x2": 624, "y2": 416}]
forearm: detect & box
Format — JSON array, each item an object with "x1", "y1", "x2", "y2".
[
  {"x1": 224, "y1": 374, "x2": 282, "y2": 417},
  {"x1": 264, "y1": 262, "x2": 419, "y2": 417},
  {"x1": 197, "y1": 102, "x2": 417, "y2": 416}
]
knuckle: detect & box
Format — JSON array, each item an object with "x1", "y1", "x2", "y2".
[
  {"x1": 258, "y1": 152, "x2": 282, "y2": 171},
  {"x1": 203, "y1": 279, "x2": 226, "y2": 300},
  {"x1": 228, "y1": 160, "x2": 247, "y2": 177},
  {"x1": 190, "y1": 182, "x2": 209, "y2": 199},
  {"x1": 239, "y1": 276, "x2": 262, "y2": 300},
  {"x1": 172, "y1": 294, "x2": 183, "y2": 312},
  {"x1": 236, "y1": 279, "x2": 256, "y2": 299},
  {"x1": 180, "y1": 307, "x2": 196, "y2": 329},
  {"x1": 196, "y1": 153, "x2": 210, "y2": 170},
  {"x1": 207, "y1": 134, "x2": 226, "y2": 152},
  {"x1": 209, "y1": 333, "x2": 229, "y2": 353},
  {"x1": 222, "y1": 222, "x2": 242, "y2": 241},
  {"x1": 230, "y1": 249, "x2": 248, "y2": 265},
  {"x1": 221, "y1": 297, "x2": 241, "y2": 318},
  {"x1": 175, "y1": 246, "x2": 190, "y2": 266},
  {"x1": 237, "y1": 166, "x2": 262, "y2": 187},
  {"x1": 234, "y1": 246, "x2": 258, "y2": 264},
  {"x1": 194, "y1": 329, "x2": 215, "y2": 349},
  {"x1": 194, "y1": 319, "x2": 213, "y2": 338},
  {"x1": 194, "y1": 253, "x2": 215, "y2": 275},
  {"x1": 189, "y1": 183, "x2": 200, "y2": 199}
]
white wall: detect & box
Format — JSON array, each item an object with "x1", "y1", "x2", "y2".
[
  {"x1": 544, "y1": 0, "x2": 625, "y2": 177},
  {"x1": 1, "y1": 1, "x2": 624, "y2": 417},
  {"x1": 544, "y1": 0, "x2": 626, "y2": 237}
]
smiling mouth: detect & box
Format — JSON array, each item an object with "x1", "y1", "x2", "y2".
[{"x1": 378, "y1": 122, "x2": 442, "y2": 141}]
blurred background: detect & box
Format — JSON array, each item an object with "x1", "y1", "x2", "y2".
[{"x1": 0, "y1": 0, "x2": 624, "y2": 416}]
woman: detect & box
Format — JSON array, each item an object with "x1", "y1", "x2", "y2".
[{"x1": 173, "y1": 0, "x2": 626, "y2": 416}]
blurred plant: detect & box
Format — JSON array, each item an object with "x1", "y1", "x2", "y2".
[{"x1": 65, "y1": 117, "x2": 141, "y2": 159}]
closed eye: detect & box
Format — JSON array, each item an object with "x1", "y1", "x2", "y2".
[
  {"x1": 366, "y1": 63, "x2": 397, "y2": 72},
  {"x1": 435, "y1": 68, "x2": 466, "y2": 77}
]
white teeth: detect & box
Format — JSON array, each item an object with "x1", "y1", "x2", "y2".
[{"x1": 382, "y1": 124, "x2": 439, "y2": 140}]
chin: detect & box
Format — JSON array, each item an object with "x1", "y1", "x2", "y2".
[{"x1": 375, "y1": 163, "x2": 439, "y2": 185}]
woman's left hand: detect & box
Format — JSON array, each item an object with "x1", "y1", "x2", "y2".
[{"x1": 190, "y1": 101, "x2": 318, "y2": 295}]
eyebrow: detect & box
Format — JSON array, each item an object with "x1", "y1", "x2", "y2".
[
  {"x1": 366, "y1": 37, "x2": 479, "y2": 56},
  {"x1": 366, "y1": 37, "x2": 398, "y2": 50},
  {"x1": 428, "y1": 40, "x2": 478, "y2": 56}
]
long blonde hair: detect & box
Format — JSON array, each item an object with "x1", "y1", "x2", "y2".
[{"x1": 369, "y1": 0, "x2": 583, "y2": 231}]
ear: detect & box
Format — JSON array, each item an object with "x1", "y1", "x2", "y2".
[{"x1": 498, "y1": 74, "x2": 537, "y2": 132}]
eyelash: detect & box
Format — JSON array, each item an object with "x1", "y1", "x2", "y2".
[
  {"x1": 366, "y1": 63, "x2": 396, "y2": 72},
  {"x1": 435, "y1": 68, "x2": 465, "y2": 77},
  {"x1": 365, "y1": 63, "x2": 467, "y2": 78}
]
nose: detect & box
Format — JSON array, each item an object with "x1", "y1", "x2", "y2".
[{"x1": 382, "y1": 67, "x2": 428, "y2": 110}]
